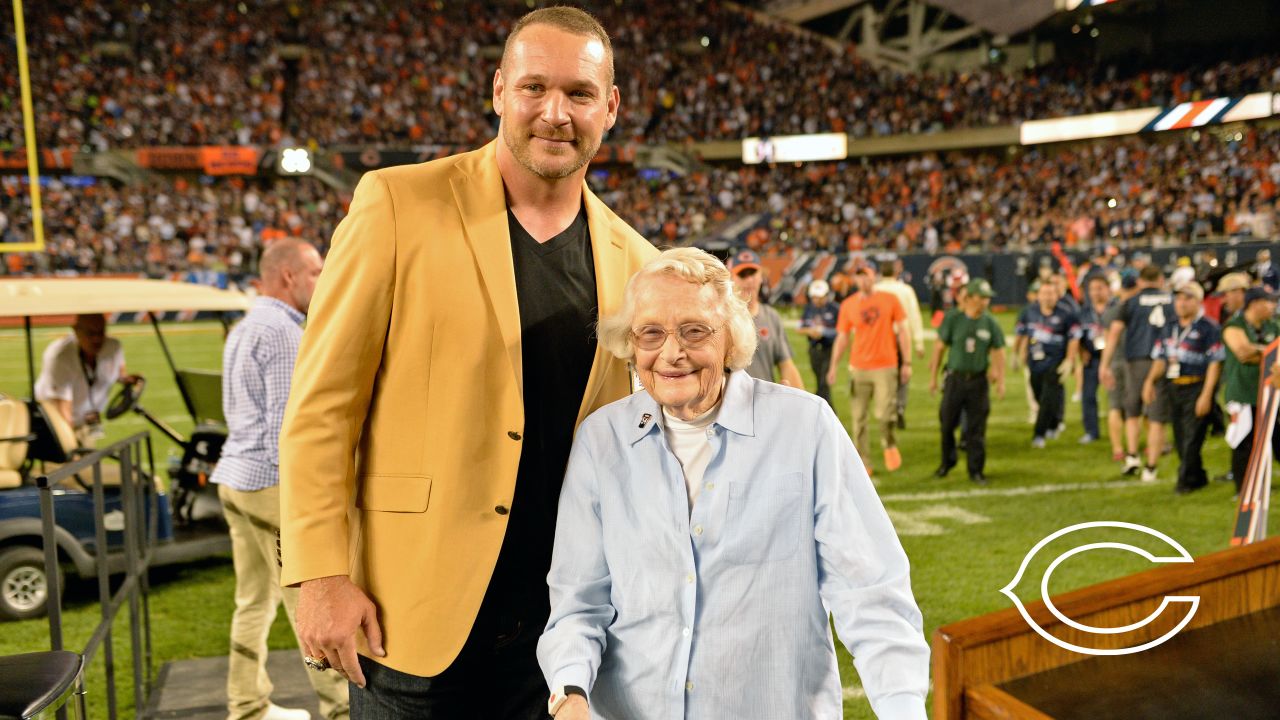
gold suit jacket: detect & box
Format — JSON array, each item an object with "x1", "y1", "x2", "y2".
[{"x1": 279, "y1": 140, "x2": 658, "y2": 676}]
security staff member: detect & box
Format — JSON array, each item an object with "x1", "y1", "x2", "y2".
[
  {"x1": 1140, "y1": 282, "x2": 1224, "y2": 493},
  {"x1": 1014, "y1": 280, "x2": 1081, "y2": 448},
  {"x1": 1222, "y1": 286, "x2": 1280, "y2": 494},
  {"x1": 799, "y1": 279, "x2": 840, "y2": 406},
  {"x1": 930, "y1": 278, "x2": 1006, "y2": 485}
]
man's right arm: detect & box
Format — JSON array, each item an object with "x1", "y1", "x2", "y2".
[
  {"x1": 1223, "y1": 326, "x2": 1262, "y2": 364},
  {"x1": 280, "y1": 173, "x2": 397, "y2": 685},
  {"x1": 280, "y1": 171, "x2": 396, "y2": 586}
]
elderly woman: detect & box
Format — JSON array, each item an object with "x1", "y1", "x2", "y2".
[{"x1": 538, "y1": 248, "x2": 929, "y2": 719}]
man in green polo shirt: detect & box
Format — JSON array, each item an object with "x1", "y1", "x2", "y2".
[
  {"x1": 1222, "y1": 286, "x2": 1280, "y2": 494},
  {"x1": 930, "y1": 278, "x2": 1006, "y2": 485}
]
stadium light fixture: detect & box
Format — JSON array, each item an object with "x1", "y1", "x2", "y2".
[{"x1": 279, "y1": 147, "x2": 313, "y2": 175}]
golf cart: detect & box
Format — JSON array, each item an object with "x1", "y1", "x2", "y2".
[{"x1": 0, "y1": 278, "x2": 249, "y2": 620}]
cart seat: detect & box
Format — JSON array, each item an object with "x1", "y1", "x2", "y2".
[
  {"x1": 176, "y1": 369, "x2": 224, "y2": 424},
  {"x1": 0, "y1": 395, "x2": 31, "y2": 489}
]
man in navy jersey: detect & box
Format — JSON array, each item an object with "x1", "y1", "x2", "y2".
[
  {"x1": 1140, "y1": 282, "x2": 1224, "y2": 493},
  {"x1": 799, "y1": 279, "x2": 840, "y2": 406},
  {"x1": 1101, "y1": 264, "x2": 1173, "y2": 481},
  {"x1": 1077, "y1": 273, "x2": 1114, "y2": 445},
  {"x1": 1015, "y1": 281, "x2": 1081, "y2": 447}
]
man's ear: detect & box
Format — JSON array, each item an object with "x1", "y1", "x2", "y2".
[{"x1": 492, "y1": 69, "x2": 505, "y2": 117}]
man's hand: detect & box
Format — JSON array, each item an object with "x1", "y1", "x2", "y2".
[
  {"x1": 1141, "y1": 381, "x2": 1156, "y2": 406},
  {"x1": 928, "y1": 377, "x2": 939, "y2": 395},
  {"x1": 1100, "y1": 365, "x2": 1115, "y2": 391},
  {"x1": 994, "y1": 377, "x2": 1006, "y2": 399},
  {"x1": 297, "y1": 575, "x2": 385, "y2": 688},
  {"x1": 1057, "y1": 360, "x2": 1073, "y2": 382},
  {"x1": 825, "y1": 365, "x2": 838, "y2": 388},
  {"x1": 119, "y1": 374, "x2": 142, "y2": 386},
  {"x1": 899, "y1": 364, "x2": 912, "y2": 385},
  {"x1": 555, "y1": 696, "x2": 589, "y2": 720},
  {"x1": 1195, "y1": 394, "x2": 1212, "y2": 417}
]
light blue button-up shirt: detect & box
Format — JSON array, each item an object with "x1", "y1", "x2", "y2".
[
  {"x1": 210, "y1": 296, "x2": 304, "y2": 492},
  {"x1": 538, "y1": 371, "x2": 929, "y2": 719}
]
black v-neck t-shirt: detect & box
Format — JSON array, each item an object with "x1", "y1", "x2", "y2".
[{"x1": 474, "y1": 206, "x2": 597, "y2": 633}]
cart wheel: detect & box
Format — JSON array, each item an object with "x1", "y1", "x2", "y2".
[{"x1": 0, "y1": 546, "x2": 62, "y2": 621}]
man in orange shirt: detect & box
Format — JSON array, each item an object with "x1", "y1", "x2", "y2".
[{"x1": 826, "y1": 267, "x2": 912, "y2": 472}]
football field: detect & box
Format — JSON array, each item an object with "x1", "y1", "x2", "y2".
[{"x1": 1, "y1": 314, "x2": 1275, "y2": 718}]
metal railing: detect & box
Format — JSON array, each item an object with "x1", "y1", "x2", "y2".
[{"x1": 36, "y1": 432, "x2": 157, "y2": 720}]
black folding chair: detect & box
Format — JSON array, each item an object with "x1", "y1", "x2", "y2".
[{"x1": 0, "y1": 651, "x2": 83, "y2": 720}]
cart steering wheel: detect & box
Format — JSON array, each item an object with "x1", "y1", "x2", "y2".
[{"x1": 106, "y1": 376, "x2": 146, "y2": 420}]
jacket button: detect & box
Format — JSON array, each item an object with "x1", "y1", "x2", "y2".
[
  {"x1": 508, "y1": 431, "x2": 521, "y2": 441},
  {"x1": 495, "y1": 505, "x2": 509, "y2": 515}
]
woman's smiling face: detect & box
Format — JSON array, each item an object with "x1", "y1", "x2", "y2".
[{"x1": 631, "y1": 275, "x2": 729, "y2": 420}]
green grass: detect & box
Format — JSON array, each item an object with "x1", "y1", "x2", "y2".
[{"x1": 1, "y1": 313, "x2": 1276, "y2": 718}]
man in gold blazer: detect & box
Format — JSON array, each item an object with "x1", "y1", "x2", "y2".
[{"x1": 278, "y1": 8, "x2": 657, "y2": 718}]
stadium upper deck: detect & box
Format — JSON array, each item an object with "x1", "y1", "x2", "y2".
[{"x1": 1, "y1": 0, "x2": 1277, "y2": 150}]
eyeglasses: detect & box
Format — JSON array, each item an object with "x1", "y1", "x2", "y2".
[{"x1": 631, "y1": 323, "x2": 720, "y2": 350}]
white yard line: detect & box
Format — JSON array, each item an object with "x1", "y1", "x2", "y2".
[{"x1": 880, "y1": 480, "x2": 1145, "y2": 503}]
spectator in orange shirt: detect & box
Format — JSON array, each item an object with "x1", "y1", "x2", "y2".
[{"x1": 826, "y1": 267, "x2": 912, "y2": 473}]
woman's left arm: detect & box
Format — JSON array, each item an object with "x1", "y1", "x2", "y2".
[
  {"x1": 812, "y1": 406, "x2": 930, "y2": 720},
  {"x1": 537, "y1": 423, "x2": 615, "y2": 701}
]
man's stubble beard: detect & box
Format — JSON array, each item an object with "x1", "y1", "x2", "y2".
[{"x1": 502, "y1": 121, "x2": 601, "y2": 180}]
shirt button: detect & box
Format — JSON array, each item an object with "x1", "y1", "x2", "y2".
[
  {"x1": 682, "y1": 627, "x2": 691, "y2": 637},
  {"x1": 704, "y1": 482, "x2": 714, "y2": 490},
  {"x1": 507, "y1": 431, "x2": 521, "y2": 441},
  {"x1": 686, "y1": 573, "x2": 695, "y2": 584},
  {"x1": 705, "y1": 428, "x2": 714, "y2": 437},
  {"x1": 495, "y1": 505, "x2": 509, "y2": 515},
  {"x1": 685, "y1": 681, "x2": 694, "y2": 692},
  {"x1": 693, "y1": 525, "x2": 703, "y2": 536}
]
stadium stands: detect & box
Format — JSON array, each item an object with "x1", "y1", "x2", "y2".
[
  {"x1": 1, "y1": 1, "x2": 1277, "y2": 149},
  {"x1": 3, "y1": 125, "x2": 1276, "y2": 277}
]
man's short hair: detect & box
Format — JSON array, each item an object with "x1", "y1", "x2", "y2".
[
  {"x1": 503, "y1": 7, "x2": 614, "y2": 87},
  {"x1": 879, "y1": 262, "x2": 896, "y2": 278},
  {"x1": 259, "y1": 238, "x2": 312, "y2": 282},
  {"x1": 1139, "y1": 264, "x2": 1163, "y2": 283}
]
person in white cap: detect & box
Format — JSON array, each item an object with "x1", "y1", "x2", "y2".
[
  {"x1": 799, "y1": 279, "x2": 840, "y2": 406},
  {"x1": 1140, "y1": 281, "x2": 1224, "y2": 493}
]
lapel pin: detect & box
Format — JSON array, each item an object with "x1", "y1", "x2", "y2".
[{"x1": 639, "y1": 413, "x2": 652, "y2": 428}]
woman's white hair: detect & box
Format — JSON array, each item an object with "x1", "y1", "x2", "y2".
[{"x1": 599, "y1": 247, "x2": 758, "y2": 370}]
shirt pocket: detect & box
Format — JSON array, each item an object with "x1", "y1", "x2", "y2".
[
  {"x1": 356, "y1": 473, "x2": 432, "y2": 513},
  {"x1": 722, "y1": 471, "x2": 805, "y2": 565}
]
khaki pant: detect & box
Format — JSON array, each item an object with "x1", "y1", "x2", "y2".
[
  {"x1": 219, "y1": 483, "x2": 349, "y2": 720},
  {"x1": 849, "y1": 367, "x2": 899, "y2": 461}
]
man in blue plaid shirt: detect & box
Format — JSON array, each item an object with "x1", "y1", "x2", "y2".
[{"x1": 211, "y1": 238, "x2": 347, "y2": 720}]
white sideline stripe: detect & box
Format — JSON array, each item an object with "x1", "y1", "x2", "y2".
[
  {"x1": 880, "y1": 479, "x2": 1144, "y2": 503},
  {"x1": 842, "y1": 687, "x2": 867, "y2": 700},
  {"x1": 0, "y1": 324, "x2": 223, "y2": 340}
]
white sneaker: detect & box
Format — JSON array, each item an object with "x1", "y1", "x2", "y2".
[
  {"x1": 264, "y1": 704, "x2": 311, "y2": 720},
  {"x1": 1141, "y1": 466, "x2": 1158, "y2": 483},
  {"x1": 1122, "y1": 455, "x2": 1141, "y2": 475},
  {"x1": 1031, "y1": 436, "x2": 1046, "y2": 449}
]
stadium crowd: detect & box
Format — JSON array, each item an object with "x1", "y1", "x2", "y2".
[
  {"x1": 1, "y1": 0, "x2": 1278, "y2": 150},
  {"x1": 0, "y1": 175, "x2": 343, "y2": 279},
  {"x1": 3, "y1": 125, "x2": 1277, "y2": 276},
  {"x1": 603, "y1": 126, "x2": 1280, "y2": 251}
]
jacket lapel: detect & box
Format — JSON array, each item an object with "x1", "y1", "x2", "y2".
[
  {"x1": 451, "y1": 141, "x2": 523, "y2": 397},
  {"x1": 577, "y1": 187, "x2": 627, "y2": 425}
]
